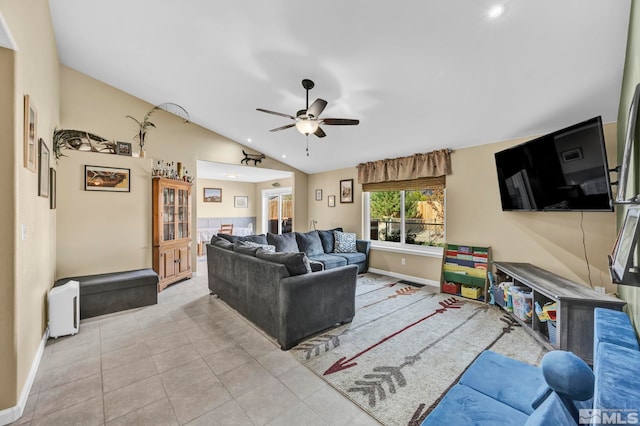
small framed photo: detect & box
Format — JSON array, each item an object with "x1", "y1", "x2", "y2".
[
  {"x1": 328, "y1": 195, "x2": 336, "y2": 207},
  {"x1": 234, "y1": 195, "x2": 248, "y2": 208},
  {"x1": 38, "y1": 138, "x2": 50, "y2": 198},
  {"x1": 84, "y1": 165, "x2": 130, "y2": 192},
  {"x1": 203, "y1": 187, "x2": 222, "y2": 202},
  {"x1": 116, "y1": 141, "x2": 132, "y2": 156},
  {"x1": 315, "y1": 189, "x2": 323, "y2": 201},
  {"x1": 340, "y1": 179, "x2": 354, "y2": 203},
  {"x1": 561, "y1": 148, "x2": 583, "y2": 163},
  {"x1": 24, "y1": 95, "x2": 37, "y2": 173},
  {"x1": 50, "y1": 168, "x2": 56, "y2": 209}
]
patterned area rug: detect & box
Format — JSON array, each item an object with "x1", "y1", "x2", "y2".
[{"x1": 289, "y1": 273, "x2": 547, "y2": 426}]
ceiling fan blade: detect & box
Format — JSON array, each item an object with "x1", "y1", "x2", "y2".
[
  {"x1": 306, "y1": 98, "x2": 327, "y2": 118},
  {"x1": 269, "y1": 123, "x2": 296, "y2": 132},
  {"x1": 322, "y1": 118, "x2": 360, "y2": 126},
  {"x1": 256, "y1": 108, "x2": 295, "y2": 120},
  {"x1": 314, "y1": 127, "x2": 326, "y2": 138}
]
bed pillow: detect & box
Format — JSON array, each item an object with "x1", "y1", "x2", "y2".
[
  {"x1": 334, "y1": 231, "x2": 357, "y2": 253},
  {"x1": 255, "y1": 249, "x2": 312, "y2": 276}
]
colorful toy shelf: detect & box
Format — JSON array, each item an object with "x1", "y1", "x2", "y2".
[{"x1": 440, "y1": 243, "x2": 491, "y2": 302}]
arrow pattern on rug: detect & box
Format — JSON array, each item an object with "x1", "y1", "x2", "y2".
[
  {"x1": 324, "y1": 297, "x2": 465, "y2": 376},
  {"x1": 408, "y1": 314, "x2": 525, "y2": 425},
  {"x1": 346, "y1": 304, "x2": 486, "y2": 408},
  {"x1": 361, "y1": 286, "x2": 422, "y2": 309},
  {"x1": 292, "y1": 289, "x2": 436, "y2": 359}
]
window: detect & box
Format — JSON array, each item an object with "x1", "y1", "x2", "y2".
[{"x1": 365, "y1": 187, "x2": 445, "y2": 252}]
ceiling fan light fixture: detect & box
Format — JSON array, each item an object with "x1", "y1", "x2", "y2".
[{"x1": 295, "y1": 119, "x2": 319, "y2": 135}]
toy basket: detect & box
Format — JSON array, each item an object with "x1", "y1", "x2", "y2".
[
  {"x1": 510, "y1": 287, "x2": 533, "y2": 322},
  {"x1": 461, "y1": 285, "x2": 482, "y2": 300}
]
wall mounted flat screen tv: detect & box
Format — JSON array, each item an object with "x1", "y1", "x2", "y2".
[{"x1": 494, "y1": 116, "x2": 613, "y2": 211}]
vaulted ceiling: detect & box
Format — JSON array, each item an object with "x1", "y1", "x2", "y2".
[{"x1": 48, "y1": 0, "x2": 631, "y2": 174}]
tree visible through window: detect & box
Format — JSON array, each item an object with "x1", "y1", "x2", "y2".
[{"x1": 369, "y1": 188, "x2": 444, "y2": 247}]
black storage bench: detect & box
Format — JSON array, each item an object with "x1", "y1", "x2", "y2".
[{"x1": 55, "y1": 268, "x2": 159, "y2": 319}]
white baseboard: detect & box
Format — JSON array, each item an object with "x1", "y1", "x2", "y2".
[
  {"x1": 368, "y1": 268, "x2": 440, "y2": 289},
  {"x1": 0, "y1": 327, "x2": 49, "y2": 426}
]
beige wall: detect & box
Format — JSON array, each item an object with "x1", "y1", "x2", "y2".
[
  {"x1": 308, "y1": 167, "x2": 361, "y2": 234},
  {"x1": 617, "y1": 0, "x2": 640, "y2": 328},
  {"x1": 447, "y1": 123, "x2": 618, "y2": 291},
  {"x1": 0, "y1": 0, "x2": 60, "y2": 410},
  {"x1": 197, "y1": 179, "x2": 257, "y2": 218},
  {"x1": 60, "y1": 66, "x2": 308, "y2": 275},
  {"x1": 56, "y1": 151, "x2": 153, "y2": 277}
]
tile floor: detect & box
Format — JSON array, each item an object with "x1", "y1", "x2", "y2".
[{"x1": 14, "y1": 260, "x2": 380, "y2": 426}]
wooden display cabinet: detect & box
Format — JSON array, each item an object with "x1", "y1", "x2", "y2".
[{"x1": 152, "y1": 177, "x2": 193, "y2": 291}]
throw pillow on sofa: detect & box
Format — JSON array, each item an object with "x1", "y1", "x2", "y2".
[
  {"x1": 334, "y1": 231, "x2": 357, "y2": 253},
  {"x1": 234, "y1": 241, "x2": 276, "y2": 256},
  {"x1": 267, "y1": 232, "x2": 300, "y2": 253},
  {"x1": 295, "y1": 231, "x2": 324, "y2": 257},
  {"x1": 255, "y1": 249, "x2": 312, "y2": 276},
  {"x1": 218, "y1": 233, "x2": 268, "y2": 245},
  {"x1": 318, "y1": 228, "x2": 343, "y2": 253},
  {"x1": 210, "y1": 235, "x2": 235, "y2": 250}
]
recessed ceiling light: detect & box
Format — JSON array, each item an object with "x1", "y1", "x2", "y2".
[
  {"x1": 281, "y1": 154, "x2": 287, "y2": 159},
  {"x1": 225, "y1": 173, "x2": 237, "y2": 178},
  {"x1": 488, "y1": 4, "x2": 504, "y2": 19},
  {"x1": 247, "y1": 138, "x2": 252, "y2": 143}
]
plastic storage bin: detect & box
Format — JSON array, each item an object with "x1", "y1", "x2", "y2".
[
  {"x1": 547, "y1": 321, "x2": 557, "y2": 345},
  {"x1": 461, "y1": 285, "x2": 482, "y2": 300},
  {"x1": 442, "y1": 282, "x2": 461, "y2": 295},
  {"x1": 510, "y1": 286, "x2": 533, "y2": 322},
  {"x1": 48, "y1": 280, "x2": 80, "y2": 338}
]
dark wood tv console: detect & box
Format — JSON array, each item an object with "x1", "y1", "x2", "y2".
[{"x1": 493, "y1": 262, "x2": 626, "y2": 364}]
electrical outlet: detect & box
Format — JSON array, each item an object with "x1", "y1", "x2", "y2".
[
  {"x1": 401, "y1": 258, "x2": 406, "y2": 265},
  {"x1": 21, "y1": 224, "x2": 27, "y2": 241}
]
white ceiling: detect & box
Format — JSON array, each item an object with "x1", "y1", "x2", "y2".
[
  {"x1": 197, "y1": 160, "x2": 292, "y2": 183},
  {"x1": 48, "y1": 0, "x2": 631, "y2": 174}
]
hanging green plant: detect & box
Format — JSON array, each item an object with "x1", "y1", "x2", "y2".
[{"x1": 126, "y1": 102, "x2": 190, "y2": 154}]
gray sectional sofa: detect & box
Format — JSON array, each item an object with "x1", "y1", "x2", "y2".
[
  {"x1": 218, "y1": 229, "x2": 370, "y2": 273},
  {"x1": 207, "y1": 232, "x2": 360, "y2": 349}
]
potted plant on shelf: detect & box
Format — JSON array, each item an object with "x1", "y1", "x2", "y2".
[{"x1": 126, "y1": 102, "x2": 190, "y2": 157}]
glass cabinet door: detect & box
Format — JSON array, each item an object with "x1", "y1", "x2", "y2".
[
  {"x1": 177, "y1": 189, "x2": 189, "y2": 239},
  {"x1": 163, "y1": 187, "x2": 176, "y2": 241}
]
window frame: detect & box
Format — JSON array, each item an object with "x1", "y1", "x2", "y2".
[{"x1": 363, "y1": 189, "x2": 445, "y2": 257}]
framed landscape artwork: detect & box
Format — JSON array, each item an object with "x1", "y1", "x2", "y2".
[
  {"x1": 204, "y1": 188, "x2": 222, "y2": 202},
  {"x1": 84, "y1": 165, "x2": 130, "y2": 192},
  {"x1": 116, "y1": 141, "x2": 132, "y2": 156},
  {"x1": 340, "y1": 179, "x2": 354, "y2": 203},
  {"x1": 38, "y1": 139, "x2": 50, "y2": 198},
  {"x1": 24, "y1": 95, "x2": 37, "y2": 172}
]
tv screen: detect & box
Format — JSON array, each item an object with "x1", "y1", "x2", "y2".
[{"x1": 494, "y1": 116, "x2": 613, "y2": 211}]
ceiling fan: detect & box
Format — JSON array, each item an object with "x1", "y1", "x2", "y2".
[{"x1": 256, "y1": 79, "x2": 359, "y2": 142}]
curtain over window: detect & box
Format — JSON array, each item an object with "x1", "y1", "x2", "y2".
[{"x1": 356, "y1": 149, "x2": 451, "y2": 185}]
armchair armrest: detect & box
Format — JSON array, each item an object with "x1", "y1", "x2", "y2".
[{"x1": 356, "y1": 239, "x2": 371, "y2": 271}]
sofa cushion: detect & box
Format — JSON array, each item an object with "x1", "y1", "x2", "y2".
[
  {"x1": 308, "y1": 253, "x2": 348, "y2": 269},
  {"x1": 540, "y1": 351, "x2": 594, "y2": 402},
  {"x1": 267, "y1": 232, "x2": 300, "y2": 253},
  {"x1": 318, "y1": 228, "x2": 343, "y2": 253},
  {"x1": 594, "y1": 342, "x2": 640, "y2": 416},
  {"x1": 210, "y1": 235, "x2": 235, "y2": 250},
  {"x1": 255, "y1": 249, "x2": 311, "y2": 276},
  {"x1": 524, "y1": 391, "x2": 578, "y2": 426},
  {"x1": 234, "y1": 241, "x2": 275, "y2": 256},
  {"x1": 218, "y1": 233, "x2": 268, "y2": 245},
  {"x1": 334, "y1": 231, "x2": 357, "y2": 253},
  {"x1": 458, "y1": 350, "x2": 545, "y2": 415},
  {"x1": 332, "y1": 252, "x2": 367, "y2": 266},
  {"x1": 421, "y1": 384, "x2": 529, "y2": 426},
  {"x1": 594, "y1": 308, "x2": 639, "y2": 359},
  {"x1": 295, "y1": 231, "x2": 325, "y2": 257}
]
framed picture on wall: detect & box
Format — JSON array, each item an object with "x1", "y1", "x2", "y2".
[
  {"x1": 315, "y1": 189, "x2": 322, "y2": 201},
  {"x1": 204, "y1": 187, "x2": 222, "y2": 202},
  {"x1": 328, "y1": 195, "x2": 336, "y2": 207},
  {"x1": 24, "y1": 95, "x2": 37, "y2": 173},
  {"x1": 340, "y1": 179, "x2": 353, "y2": 203},
  {"x1": 234, "y1": 196, "x2": 248, "y2": 208},
  {"x1": 50, "y1": 168, "x2": 56, "y2": 209},
  {"x1": 84, "y1": 165, "x2": 130, "y2": 192},
  {"x1": 38, "y1": 139, "x2": 50, "y2": 198},
  {"x1": 116, "y1": 141, "x2": 132, "y2": 156}
]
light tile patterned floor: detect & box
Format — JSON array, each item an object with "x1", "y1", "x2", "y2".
[{"x1": 13, "y1": 260, "x2": 380, "y2": 426}]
